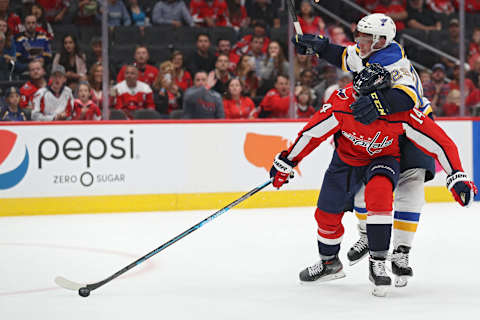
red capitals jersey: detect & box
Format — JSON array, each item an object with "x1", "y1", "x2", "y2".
[
  {"x1": 117, "y1": 64, "x2": 159, "y2": 88},
  {"x1": 70, "y1": 99, "x2": 102, "y2": 120},
  {"x1": 190, "y1": 0, "x2": 228, "y2": 26},
  {"x1": 20, "y1": 81, "x2": 41, "y2": 109},
  {"x1": 286, "y1": 86, "x2": 463, "y2": 175},
  {"x1": 114, "y1": 80, "x2": 154, "y2": 119}
]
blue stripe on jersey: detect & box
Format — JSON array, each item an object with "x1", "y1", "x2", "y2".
[
  {"x1": 354, "y1": 206, "x2": 367, "y2": 213},
  {"x1": 394, "y1": 211, "x2": 420, "y2": 222},
  {"x1": 368, "y1": 42, "x2": 403, "y2": 66}
]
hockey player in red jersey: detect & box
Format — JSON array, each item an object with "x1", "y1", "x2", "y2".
[{"x1": 269, "y1": 64, "x2": 477, "y2": 296}]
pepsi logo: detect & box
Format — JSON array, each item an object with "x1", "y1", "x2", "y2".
[{"x1": 0, "y1": 130, "x2": 29, "y2": 190}]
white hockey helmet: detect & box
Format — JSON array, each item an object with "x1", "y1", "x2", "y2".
[{"x1": 356, "y1": 13, "x2": 396, "y2": 58}]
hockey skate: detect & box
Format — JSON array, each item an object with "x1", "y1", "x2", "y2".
[
  {"x1": 369, "y1": 257, "x2": 391, "y2": 297},
  {"x1": 299, "y1": 256, "x2": 346, "y2": 284},
  {"x1": 390, "y1": 245, "x2": 413, "y2": 287},
  {"x1": 347, "y1": 230, "x2": 368, "y2": 265}
]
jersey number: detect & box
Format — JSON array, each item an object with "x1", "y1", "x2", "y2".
[{"x1": 410, "y1": 108, "x2": 425, "y2": 124}]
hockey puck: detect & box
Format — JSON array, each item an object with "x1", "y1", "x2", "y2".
[{"x1": 78, "y1": 287, "x2": 90, "y2": 297}]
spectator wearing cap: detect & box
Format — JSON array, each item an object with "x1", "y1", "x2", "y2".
[
  {"x1": 438, "y1": 18, "x2": 465, "y2": 73},
  {"x1": 117, "y1": 46, "x2": 158, "y2": 88},
  {"x1": 14, "y1": 15, "x2": 52, "y2": 74},
  {"x1": 152, "y1": 0, "x2": 194, "y2": 27},
  {"x1": 187, "y1": 33, "x2": 217, "y2": 76},
  {"x1": 423, "y1": 63, "x2": 450, "y2": 116},
  {"x1": 406, "y1": 0, "x2": 441, "y2": 31},
  {"x1": 0, "y1": 0, "x2": 21, "y2": 35},
  {"x1": 0, "y1": 87, "x2": 28, "y2": 121},
  {"x1": 190, "y1": 0, "x2": 228, "y2": 27},
  {"x1": 183, "y1": 71, "x2": 225, "y2": 119},
  {"x1": 32, "y1": 65, "x2": 74, "y2": 121},
  {"x1": 20, "y1": 60, "x2": 47, "y2": 109},
  {"x1": 114, "y1": 64, "x2": 155, "y2": 119}
]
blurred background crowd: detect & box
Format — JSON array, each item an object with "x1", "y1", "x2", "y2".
[{"x1": 0, "y1": 0, "x2": 479, "y2": 122}]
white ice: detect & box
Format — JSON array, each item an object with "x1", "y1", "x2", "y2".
[{"x1": 1, "y1": 202, "x2": 480, "y2": 319}]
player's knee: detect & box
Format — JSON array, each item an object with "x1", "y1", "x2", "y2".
[
  {"x1": 395, "y1": 170, "x2": 425, "y2": 212},
  {"x1": 315, "y1": 208, "x2": 344, "y2": 238},
  {"x1": 365, "y1": 175, "x2": 393, "y2": 212}
]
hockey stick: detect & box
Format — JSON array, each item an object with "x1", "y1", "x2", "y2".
[
  {"x1": 55, "y1": 179, "x2": 272, "y2": 297},
  {"x1": 286, "y1": 0, "x2": 314, "y2": 55}
]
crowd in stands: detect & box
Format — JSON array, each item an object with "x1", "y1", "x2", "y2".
[{"x1": 0, "y1": 0, "x2": 480, "y2": 123}]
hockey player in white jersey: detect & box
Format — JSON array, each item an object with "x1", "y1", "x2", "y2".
[{"x1": 292, "y1": 13, "x2": 435, "y2": 287}]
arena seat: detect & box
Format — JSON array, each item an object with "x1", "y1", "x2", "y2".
[{"x1": 109, "y1": 109, "x2": 128, "y2": 120}]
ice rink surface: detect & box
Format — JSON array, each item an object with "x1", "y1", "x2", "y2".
[{"x1": 1, "y1": 202, "x2": 479, "y2": 319}]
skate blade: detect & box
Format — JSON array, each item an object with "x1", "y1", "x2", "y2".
[
  {"x1": 300, "y1": 270, "x2": 346, "y2": 285},
  {"x1": 371, "y1": 284, "x2": 389, "y2": 297},
  {"x1": 394, "y1": 276, "x2": 410, "y2": 287},
  {"x1": 348, "y1": 254, "x2": 368, "y2": 266}
]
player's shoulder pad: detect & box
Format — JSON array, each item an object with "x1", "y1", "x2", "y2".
[{"x1": 368, "y1": 41, "x2": 405, "y2": 67}]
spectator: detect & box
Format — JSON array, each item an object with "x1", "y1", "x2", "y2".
[
  {"x1": 323, "y1": 71, "x2": 353, "y2": 102},
  {"x1": 32, "y1": 65, "x2": 74, "y2": 121},
  {"x1": 438, "y1": 18, "x2": 464, "y2": 72},
  {"x1": 216, "y1": 38, "x2": 231, "y2": 56},
  {"x1": 15, "y1": 15, "x2": 52, "y2": 74},
  {"x1": 171, "y1": 50, "x2": 192, "y2": 92},
  {"x1": 0, "y1": 31, "x2": 14, "y2": 80},
  {"x1": 76, "y1": 0, "x2": 98, "y2": 25},
  {"x1": 372, "y1": 0, "x2": 407, "y2": 32},
  {"x1": 0, "y1": 18, "x2": 14, "y2": 53},
  {"x1": 298, "y1": 0, "x2": 326, "y2": 35},
  {"x1": 426, "y1": 0, "x2": 455, "y2": 15},
  {"x1": 71, "y1": 82, "x2": 102, "y2": 120},
  {"x1": 329, "y1": 26, "x2": 354, "y2": 46},
  {"x1": 467, "y1": 55, "x2": 480, "y2": 88},
  {"x1": 209, "y1": 53, "x2": 233, "y2": 95},
  {"x1": 313, "y1": 64, "x2": 338, "y2": 104},
  {"x1": 468, "y1": 27, "x2": 480, "y2": 68},
  {"x1": 296, "y1": 68, "x2": 318, "y2": 106},
  {"x1": 295, "y1": 85, "x2": 316, "y2": 119},
  {"x1": 127, "y1": 0, "x2": 148, "y2": 26},
  {"x1": 183, "y1": 70, "x2": 225, "y2": 118},
  {"x1": 114, "y1": 64, "x2": 155, "y2": 119},
  {"x1": 226, "y1": 0, "x2": 249, "y2": 30},
  {"x1": 222, "y1": 78, "x2": 255, "y2": 119},
  {"x1": 86, "y1": 37, "x2": 102, "y2": 67},
  {"x1": 117, "y1": 46, "x2": 159, "y2": 87},
  {"x1": 294, "y1": 54, "x2": 313, "y2": 81},
  {"x1": 88, "y1": 63, "x2": 113, "y2": 107},
  {"x1": 0, "y1": 0, "x2": 21, "y2": 35},
  {"x1": 102, "y1": 0, "x2": 132, "y2": 26},
  {"x1": 442, "y1": 89, "x2": 461, "y2": 117},
  {"x1": 52, "y1": 34, "x2": 87, "y2": 90},
  {"x1": 190, "y1": 0, "x2": 228, "y2": 27},
  {"x1": 254, "y1": 74, "x2": 290, "y2": 118},
  {"x1": 0, "y1": 87, "x2": 27, "y2": 121},
  {"x1": 247, "y1": 0, "x2": 280, "y2": 28},
  {"x1": 152, "y1": 0, "x2": 194, "y2": 27},
  {"x1": 419, "y1": 69, "x2": 431, "y2": 86},
  {"x1": 20, "y1": 60, "x2": 47, "y2": 109},
  {"x1": 259, "y1": 41, "x2": 288, "y2": 93},
  {"x1": 248, "y1": 35, "x2": 267, "y2": 74},
  {"x1": 235, "y1": 54, "x2": 258, "y2": 97},
  {"x1": 449, "y1": 64, "x2": 476, "y2": 93},
  {"x1": 187, "y1": 33, "x2": 216, "y2": 76},
  {"x1": 152, "y1": 60, "x2": 182, "y2": 115},
  {"x1": 29, "y1": 3, "x2": 54, "y2": 40},
  {"x1": 230, "y1": 20, "x2": 269, "y2": 64},
  {"x1": 406, "y1": 0, "x2": 441, "y2": 31},
  {"x1": 423, "y1": 63, "x2": 450, "y2": 116},
  {"x1": 36, "y1": 0, "x2": 70, "y2": 24}
]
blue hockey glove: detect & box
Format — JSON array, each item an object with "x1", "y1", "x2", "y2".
[
  {"x1": 351, "y1": 90, "x2": 391, "y2": 125},
  {"x1": 290, "y1": 34, "x2": 329, "y2": 56},
  {"x1": 446, "y1": 171, "x2": 478, "y2": 207},
  {"x1": 270, "y1": 151, "x2": 296, "y2": 189}
]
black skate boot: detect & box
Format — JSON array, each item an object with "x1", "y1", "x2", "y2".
[
  {"x1": 391, "y1": 245, "x2": 413, "y2": 287},
  {"x1": 347, "y1": 230, "x2": 368, "y2": 265},
  {"x1": 369, "y1": 257, "x2": 391, "y2": 297},
  {"x1": 299, "y1": 256, "x2": 346, "y2": 284}
]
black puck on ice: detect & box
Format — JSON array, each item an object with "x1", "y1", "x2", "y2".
[{"x1": 78, "y1": 287, "x2": 90, "y2": 297}]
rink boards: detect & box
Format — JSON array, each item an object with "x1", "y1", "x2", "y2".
[{"x1": 0, "y1": 119, "x2": 478, "y2": 216}]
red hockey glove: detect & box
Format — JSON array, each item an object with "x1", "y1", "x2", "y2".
[
  {"x1": 270, "y1": 151, "x2": 296, "y2": 189},
  {"x1": 446, "y1": 171, "x2": 478, "y2": 207}
]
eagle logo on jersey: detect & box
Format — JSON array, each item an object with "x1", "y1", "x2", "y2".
[
  {"x1": 341, "y1": 130, "x2": 393, "y2": 155},
  {"x1": 336, "y1": 89, "x2": 348, "y2": 100}
]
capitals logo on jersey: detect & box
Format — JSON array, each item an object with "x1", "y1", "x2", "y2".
[
  {"x1": 342, "y1": 130, "x2": 393, "y2": 156},
  {"x1": 0, "y1": 130, "x2": 29, "y2": 190}
]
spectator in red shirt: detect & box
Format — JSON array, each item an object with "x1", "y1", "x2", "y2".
[
  {"x1": 254, "y1": 74, "x2": 291, "y2": 118},
  {"x1": 20, "y1": 59, "x2": 47, "y2": 109},
  {"x1": 295, "y1": 85, "x2": 316, "y2": 119},
  {"x1": 226, "y1": 0, "x2": 249, "y2": 30},
  {"x1": 235, "y1": 54, "x2": 259, "y2": 97},
  {"x1": 117, "y1": 46, "x2": 159, "y2": 88},
  {"x1": 114, "y1": 65, "x2": 154, "y2": 119},
  {"x1": 71, "y1": 82, "x2": 102, "y2": 120},
  {"x1": 0, "y1": 0, "x2": 21, "y2": 35},
  {"x1": 298, "y1": 0, "x2": 326, "y2": 36},
  {"x1": 231, "y1": 21, "x2": 269, "y2": 64},
  {"x1": 36, "y1": 0, "x2": 71, "y2": 24},
  {"x1": 171, "y1": 50, "x2": 192, "y2": 92},
  {"x1": 372, "y1": 0, "x2": 407, "y2": 31},
  {"x1": 190, "y1": 0, "x2": 228, "y2": 27},
  {"x1": 222, "y1": 78, "x2": 255, "y2": 119}
]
